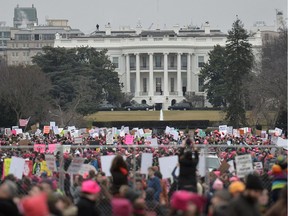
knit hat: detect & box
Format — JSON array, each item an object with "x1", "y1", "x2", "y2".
[
  {"x1": 22, "y1": 193, "x2": 49, "y2": 216},
  {"x1": 112, "y1": 198, "x2": 133, "y2": 216},
  {"x1": 81, "y1": 180, "x2": 101, "y2": 194},
  {"x1": 229, "y1": 181, "x2": 245, "y2": 195},
  {"x1": 170, "y1": 191, "x2": 205, "y2": 212},
  {"x1": 212, "y1": 178, "x2": 224, "y2": 191},
  {"x1": 245, "y1": 174, "x2": 264, "y2": 191}
]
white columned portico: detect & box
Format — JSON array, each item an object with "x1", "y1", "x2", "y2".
[
  {"x1": 191, "y1": 53, "x2": 197, "y2": 92},
  {"x1": 177, "y1": 52, "x2": 182, "y2": 96},
  {"x1": 148, "y1": 53, "x2": 154, "y2": 96},
  {"x1": 135, "y1": 53, "x2": 140, "y2": 96},
  {"x1": 163, "y1": 53, "x2": 169, "y2": 96},
  {"x1": 187, "y1": 53, "x2": 192, "y2": 92},
  {"x1": 125, "y1": 54, "x2": 130, "y2": 92}
]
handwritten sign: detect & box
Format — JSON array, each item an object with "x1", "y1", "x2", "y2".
[
  {"x1": 43, "y1": 126, "x2": 50, "y2": 134},
  {"x1": 9, "y1": 157, "x2": 25, "y2": 179},
  {"x1": 235, "y1": 154, "x2": 253, "y2": 178},
  {"x1": 67, "y1": 158, "x2": 85, "y2": 174},
  {"x1": 34, "y1": 144, "x2": 46, "y2": 153},
  {"x1": 125, "y1": 135, "x2": 134, "y2": 145}
]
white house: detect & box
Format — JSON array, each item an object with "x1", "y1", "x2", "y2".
[{"x1": 54, "y1": 23, "x2": 262, "y2": 110}]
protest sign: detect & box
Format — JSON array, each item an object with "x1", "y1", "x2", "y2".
[
  {"x1": 253, "y1": 162, "x2": 263, "y2": 173},
  {"x1": 12, "y1": 126, "x2": 19, "y2": 130},
  {"x1": 5, "y1": 128, "x2": 11, "y2": 136},
  {"x1": 276, "y1": 137, "x2": 288, "y2": 150},
  {"x1": 15, "y1": 129, "x2": 23, "y2": 135},
  {"x1": 227, "y1": 126, "x2": 233, "y2": 135},
  {"x1": 45, "y1": 155, "x2": 57, "y2": 172},
  {"x1": 53, "y1": 126, "x2": 60, "y2": 135},
  {"x1": 78, "y1": 164, "x2": 97, "y2": 177},
  {"x1": 228, "y1": 160, "x2": 235, "y2": 173},
  {"x1": 159, "y1": 155, "x2": 178, "y2": 179},
  {"x1": 48, "y1": 144, "x2": 59, "y2": 153},
  {"x1": 50, "y1": 122, "x2": 56, "y2": 129},
  {"x1": 106, "y1": 131, "x2": 114, "y2": 144},
  {"x1": 9, "y1": 157, "x2": 25, "y2": 179},
  {"x1": 67, "y1": 158, "x2": 85, "y2": 174},
  {"x1": 43, "y1": 126, "x2": 50, "y2": 134},
  {"x1": 150, "y1": 138, "x2": 158, "y2": 147},
  {"x1": 74, "y1": 137, "x2": 82, "y2": 144},
  {"x1": 140, "y1": 153, "x2": 153, "y2": 175},
  {"x1": 125, "y1": 135, "x2": 134, "y2": 145},
  {"x1": 23, "y1": 160, "x2": 33, "y2": 177},
  {"x1": 219, "y1": 125, "x2": 228, "y2": 135},
  {"x1": 124, "y1": 127, "x2": 129, "y2": 134},
  {"x1": 271, "y1": 136, "x2": 278, "y2": 144},
  {"x1": 138, "y1": 129, "x2": 144, "y2": 137},
  {"x1": 100, "y1": 155, "x2": 116, "y2": 177},
  {"x1": 34, "y1": 144, "x2": 46, "y2": 153},
  {"x1": 171, "y1": 130, "x2": 179, "y2": 140},
  {"x1": 274, "y1": 128, "x2": 282, "y2": 136},
  {"x1": 3, "y1": 158, "x2": 11, "y2": 178},
  {"x1": 63, "y1": 145, "x2": 71, "y2": 153},
  {"x1": 235, "y1": 154, "x2": 253, "y2": 178}
]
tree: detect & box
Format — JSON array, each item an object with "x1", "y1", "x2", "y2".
[
  {"x1": 0, "y1": 63, "x2": 51, "y2": 126},
  {"x1": 224, "y1": 19, "x2": 254, "y2": 127},
  {"x1": 32, "y1": 47, "x2": 123, "y2": 125},
  {"x1": 199, "y1": 45, "x2": 227, "y2": 107},
  {"x1": 249, "y1": 28, "x2": 287, "y2": 129}
]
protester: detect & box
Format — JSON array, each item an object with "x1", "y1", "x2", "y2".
[
  {"x1": 147, "y1": 167, "x2": 162, "y2": 202},
  {"x1": 0, "y1": 180, "x2": 21, "y2": 216}
]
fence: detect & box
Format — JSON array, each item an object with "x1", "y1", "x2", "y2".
[{"x1": 0, "y1": 144, "x2": 285, "y2": 214}]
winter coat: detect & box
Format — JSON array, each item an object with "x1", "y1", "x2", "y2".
[{"x1": 77, "y1": 197, "x2": 100, "y2": 216}]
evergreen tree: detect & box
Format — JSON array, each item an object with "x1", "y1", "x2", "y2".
[{"x1": 225, "y1": 19, "x2": 254, "y2": 127}]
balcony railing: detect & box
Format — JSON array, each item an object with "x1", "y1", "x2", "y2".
[
  {"x1": 169, "y1": 91, "x2": 178, "y2": 95},
  {"x1": 139, "y1": 92, "x2": 148, "y2": 96}
]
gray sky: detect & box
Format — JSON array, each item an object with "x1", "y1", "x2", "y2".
[{"x1": 0, "y1": 0, "x2": 287, "y2": 34}]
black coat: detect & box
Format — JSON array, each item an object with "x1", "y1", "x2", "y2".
[
  {"x1": 178, "y1": 148, "x2": 199, "y2": 192},
  {"x1": 0, "y1": 198, "x2": 21, "y2": 216},
  {"x1": 110, "y1": 169, "x2": 128, "y2": 195},
  {"x1": 77, "y1": 197, "x2": 100, "y2": 216}
]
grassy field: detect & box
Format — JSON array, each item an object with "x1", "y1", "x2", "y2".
[{"x1": 85, "y1": 110, "x2": 227, "y2": 122}]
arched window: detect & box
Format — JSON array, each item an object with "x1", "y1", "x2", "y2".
[
  {"x1": 141, "y1": 100, "x2": 147, "y2": 104},
  {"x1": 171, "y1": 99, "x2": 176, "y2": 105}
]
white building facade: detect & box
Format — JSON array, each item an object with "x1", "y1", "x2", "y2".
[{"x1": 54, "y1": 24, "x2": 262, "y2": 110}]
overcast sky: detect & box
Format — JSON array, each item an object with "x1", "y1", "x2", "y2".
[{"x1": 0, "y1": 0, "x2": 287, "y2": 34}]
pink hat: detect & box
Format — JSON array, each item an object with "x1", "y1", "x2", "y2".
[
  {"x1": 212, "y1": 178, "x2": 223, "y2": 190},
  {"x1": 214, "y1": 171, "x2": 221, "y2": 177},
  {"x1": 112, "y1": 198, "x2": 133, "y2": 216},
  {"x1": 171, "y1": 191, "x2": 205, "y2": 211},
  {"x1": 81, "y1": 180, "x2": 101, "y2": 194},
  {"x1": 22, "y1": 193, "x2": 49, "y2": 216}
]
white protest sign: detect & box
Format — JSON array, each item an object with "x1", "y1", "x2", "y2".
[
  {"x1": 12, "y1": 126, "x2": 19, "y2": 130},
  {"x1": 50, "y1": 122, "x2": 56, "y2": 129},
  {"x1": 219, "y1": 125, "x2": 228, "y2": 135},
  {"x1": 124, "y1": 127, "x2": 129, "y2": 135},
  {"x1": 5, "y1": 128, "x2": 12, "y2": 136},
  {"x1": 150, "y1": 138, "x2": 158, "y2": 147},
  {"x1": 106, "y1": 131, "x2": 114, "y2": 144},
  {"x1": 68, "y1": 126, "x2": 76, "y2": 132},
  {"x1": 228, "y1": 160, "x2": 235, "y2": 173},
  {"x1": 53, "y1": 126, "x2": 60, "y2": 135},
  {"x1": 15, "y1": 129, "x2": 23, "y2": 135},
  {"x1": 198, "y1": 149, "x2": 206, "y2": 177},
  {"x1": 100, "y1": 155, "x2": 116, "y2": 177},
  {"x1": 159, "y1": 155, "x2": 178, "y2": 179},
  {"x1": 74, "y1": 137, "x2": 82, "y2": 144},
  {"x1": 63, "y1": 145, "x2": 71, "y2": 153},
  {"x1": 253, "y1": 162, "x2": 263, "y2": 173},
  {"x1": 235, "y1": 154, "x2": 253, "y2": 178},
  {"x1": 271, "y1": 136, "x2": 278, "y2": 144},
  {"x1": 67, "y1": 158, "x2": 85, "y2": 174},
  {"x1": 276, "y1": 137, "x2": 288, "y2": 150},
  {"x1": 165, "y1": 126, "x2": 170, "y2": 135},
  {"x1": 78, "y1": 164, "x2": 97, "y2": 176},
  {"x1": 140, "y1": 153, "x2": 153, "y2": 175},
  {"x1": 45, "y1": 155, "x2": 57, "y2": 172},
  {"x1": 171, "y1": 130, "x2": 179, "y2": 140},
  {"x1": 227, "y1": 126, "x2": 233, "y2": 135},
  {"x1": 138, "y1": 129, "x2": 144, "y2": 137},
  {"x1": 9, "y1": 157, "x2": 25, "y2": 179},
  {"x1": 274, "y1": 128, "x2": 283, "y2": 136}
]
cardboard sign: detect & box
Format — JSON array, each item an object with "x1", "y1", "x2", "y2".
[
  {"x1": 159, "y1": 156, "x2": 178, "y2": 179},
  {"x1": 125, "y1": 135, "x2": 134, "y2": 145},
  {"x1": 43, "y1": 126, "x2": 50, "y2": 134},
  {"x1": 140, "y1": 153, "x2": 153, "y2": 175},
  {"x1": 67, "y1": 158, "x2": 85, "y2": 174},
  {"x1": 235, "y1": 154, "x2": 253, "y2": 178},
  {"x1": 9, "y1": 157, "x2": 25, "y2": 179},
  {"x1": 34, "y1": 144, "x2": 46, "y2": 153},
  {"x1": 45, "y1": 155, "x2": 57, "y2": 172}
]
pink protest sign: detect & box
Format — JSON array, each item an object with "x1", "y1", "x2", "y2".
[
  {"x1": 48, "y1": 144, "x2": 57, "y2": 153},
  {"x1": 125, "y1": 135, "x2": 134, "y2": 145},
  {"x1": 34, "y1": 144, "x2": 46, "y2": 153}
]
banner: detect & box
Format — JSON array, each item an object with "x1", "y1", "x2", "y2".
[
  {"x1": 235, "y1": 154, "x2": 253, "y2": 178},
  {"x1": 140, "y1": 153, "x2": 153, "y2": 175},
  {"x1": 34, "y1": 144, "x2": 46, "y2": 153}
]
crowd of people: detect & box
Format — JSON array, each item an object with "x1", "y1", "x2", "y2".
[{"x1": 0, "y1": 126, "x2": 287, "y2": 216}]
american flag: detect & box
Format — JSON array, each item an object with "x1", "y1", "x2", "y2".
[{"x1": 19, "y1": 117, "x2": 30, "y2": 127}]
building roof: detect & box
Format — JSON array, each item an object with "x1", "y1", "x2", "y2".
[{"x1": 140, "y1": 30, "x2": 177, "y2": 37}]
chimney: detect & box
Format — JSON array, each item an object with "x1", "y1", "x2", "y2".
[
  {"x1": 105, "y1": 22, "x2": 111, "y2": 35},
  {"x1": 136, "y1": 23, "x2": 142, "y2": 34},
  {"x1": 276, "y1": 10, "x2": 284, "y2": 31},
  {"x1": 204, "y1": 21, "x2": 210, "y2": 34},
  {"x1": 173, "y1": 24, "x2": 180, "y2": 34}
]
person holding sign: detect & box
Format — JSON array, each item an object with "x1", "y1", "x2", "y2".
[{"x1": 178, "y1": 138, "x2": 199, "y2": 192}]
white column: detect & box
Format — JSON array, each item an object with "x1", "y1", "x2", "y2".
[
  {"x1": 125, "y1": 54, "x2": 130, "y2": 92},
  {"x1": 177, "y1": 52, "x2": 182, "y2": 96},
  {"x1": 191, "y1": 53, "x2": 197, "y2": 92},
  {"x1": 149, "y1": 53, "x2": 154, "y2": 96},
  {"x1": 187, "y1": 53, "x2": 192, "y2": 92},
  {"x1": 135, "y1": 53, "x2": 140, "y2": 96},
  {"x1": 163, "y1": 53, "x2": 169, "y2": 96}
]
